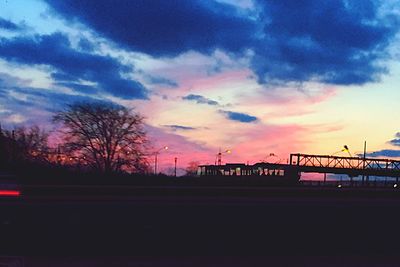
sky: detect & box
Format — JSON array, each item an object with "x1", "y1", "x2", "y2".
[{"x1": 0, "y1": 0, "x2": 400, "y2": 174}]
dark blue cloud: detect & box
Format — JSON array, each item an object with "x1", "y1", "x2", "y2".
[
  {"x1": 182, "y1": 94, "x2": 219, "y2": 105},
  {"x1": 0, "y1": 73, "x2": 108, "y2": 126},
  {"x1": 0, "y1": 84, "x2": 98, "y2": 113},
  {"x1": 389, "y1": 132, "x2": 400, "y2": 146},
  {"x1": 0, "y1": 17, "x2": 21, "y2": 31},
  {"x1": 252, "y1": 0, "x2": 397, "y2": 85},
  {"x1": 0, "y1": 32, "x2": 148, "y2": 99},
  {"x1": 163, "y1": 125, "x2": 196, "y2": 131},
  {"x1": 45, "y1": 0, "x2": 255, "y2": 57},
  {"x1": 360, "y1": 133, "x2": 400, "y2": 157},
  {"x1": 146, "y1": 75, "x2": 178, "y2": 88},
  {"x1": 77, "y1": 37, "x2": 95, "y2": 52},
  {"x1": 219, "y1": 110, "x2": 258, "y2": 123},
  {"x1": 44, "y1": 0, "x2": 399, "y2": 86},
  {"x1": 50, "y1": 71, "x2": 79, "y2": 82},
  {"x1": 389, "y1": 139, "x2": 400, "y2": 146},
  {"x1": 365, "y1": 149, "x2": 400, "y2": 158},
  {"x1": 55, "y1": 82, "x2": 98, "y2": 94}
]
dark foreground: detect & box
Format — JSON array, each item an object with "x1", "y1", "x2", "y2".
[{"x1": 2, "y1": 185, "x2": 400, "y2": 266}]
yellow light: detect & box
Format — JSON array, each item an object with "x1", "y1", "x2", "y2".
[
  {"x1": 338, "y1": 184, "x2": 342, "y2": 188},
  {"x1": 225, "y1": 150, "x2": 231, "y2": 154},
  {"x1": 394, "y1": 184, "x2": 398, "y2": 188},
  {"x1": 164, "y1": 146, "x2": 169, "y2": 150}
]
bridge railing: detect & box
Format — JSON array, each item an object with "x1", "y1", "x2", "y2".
[
  {"x1": 290, "y1": 154, "x2": 400, "y2": 172},
  {"x1": 300, "y1": 180, "x2": 399, "y2": 188}
]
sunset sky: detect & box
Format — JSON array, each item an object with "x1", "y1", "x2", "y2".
[{"x1": 1, "y1": 0, "x2": 400, "y2": 173}]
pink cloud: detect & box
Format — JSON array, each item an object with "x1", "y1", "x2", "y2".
[
  {"x1": 146, "y1": 122, "x2": 313, "y2": 174},
  {"x1": 175, "y1": 69, "x2": 252, "y2": 95},
  {"x1": 225, "y1": 124, "x2": 310, "y2": 165},
  {"x1": 241, "y1": 86, "x2": 338, "y2": 118},
  {"x1": 145, "y1": 125, "x2": 215, "y2": 173}
]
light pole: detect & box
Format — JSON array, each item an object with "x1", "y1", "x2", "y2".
[
  {"x1": 332, "y1": 145, "x2": 352, "y2": 157},
  {"x1": 174, "y1": 157, "x2": 177, "y2": 177},
  {"x1": 330, "y1": 145, "x2": 352, "y2": 185},
  {"x1": 154, "y1": 146, "x2": 168, "y2": 174},
  {"x1": 362, "y1": 140, "x2": 367, "y2": 185},
  {"x1": 215, "y1": 148, "x2": 231, "y2": 166}
]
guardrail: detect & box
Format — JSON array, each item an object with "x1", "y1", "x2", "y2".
[{"x1": 300, "y1": 180, "x2": 399, "y2": 188}]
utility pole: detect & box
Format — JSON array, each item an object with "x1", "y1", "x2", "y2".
[
  {"x1": 362, "y1": 140, "x2": 367, "y2": 185},
  {"x1": 154, "y1": 152, "x2": 158, "y2": 175},
  {"x1": 154, "y1": 146, "x2": 168, "y2": 175},
  {"x1": 57, "y1": 145, "x2": 62, "y2": 165},
  {"x1": 216, "y1": 148, "x2": 231, "y2": 166},
  {"x1": 174, "y1": 157, "x2": 177, "y2": 177}
]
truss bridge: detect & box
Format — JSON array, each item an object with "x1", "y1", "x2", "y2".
[{"x1": 290, "y1": 153, "x2": 400, "y2": 178}]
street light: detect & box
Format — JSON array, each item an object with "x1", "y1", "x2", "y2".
[
  {"x1": 154, "y1": 146, "x2": 168, "y2": 174},
  {"x1": 174, "y1": 157, "x2": 178, "y2": 177},
  {"x1": 332, "y1": 145, "x2": 352, "y2": 157},
  {"x1": 215, "y1": 148, "x2": 231, "y2": 166}
]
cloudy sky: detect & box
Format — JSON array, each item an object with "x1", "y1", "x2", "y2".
[{"x1": 1, "y1": 0, "x2": 400, "y2": 172}]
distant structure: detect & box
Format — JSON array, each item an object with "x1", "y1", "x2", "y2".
[
  {"x1": 290, "y1": 153, "x2": 400, "y2": 183},
  {"x1": 198, "y1": 162, "x2": 300, "y2": 184},
  {"x1": 198, "y1": 153, "x2": 400, "y2": 184}
]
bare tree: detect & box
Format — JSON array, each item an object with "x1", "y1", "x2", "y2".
[
  {"x1": 53, "y1": 102, "x2": 148, "y2": 173},
  {"x1": 185, "y1": 161, "x2": 200, "y2": 176},
  {"x1": 3, "y1": 125, "x2": 49, "y2": 163}
]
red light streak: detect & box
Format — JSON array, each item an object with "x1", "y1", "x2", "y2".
[{"x1": 0, "y1": 190, "x2": 21, "y2": 197}]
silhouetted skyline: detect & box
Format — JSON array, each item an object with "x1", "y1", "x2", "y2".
[{"x1": 1, "y1": 0, "x2": 400, "y2": 172}]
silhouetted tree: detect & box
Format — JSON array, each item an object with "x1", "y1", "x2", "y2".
[
  {"x1": 2, "y1": 125, "x2": 49, "y2": 163},
  {"x1": 185, "y1": 161, "x2": 200, "y2": 176},
  {"x1": 53, "y1": 102, "x2": 148, "y2": 173}
]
